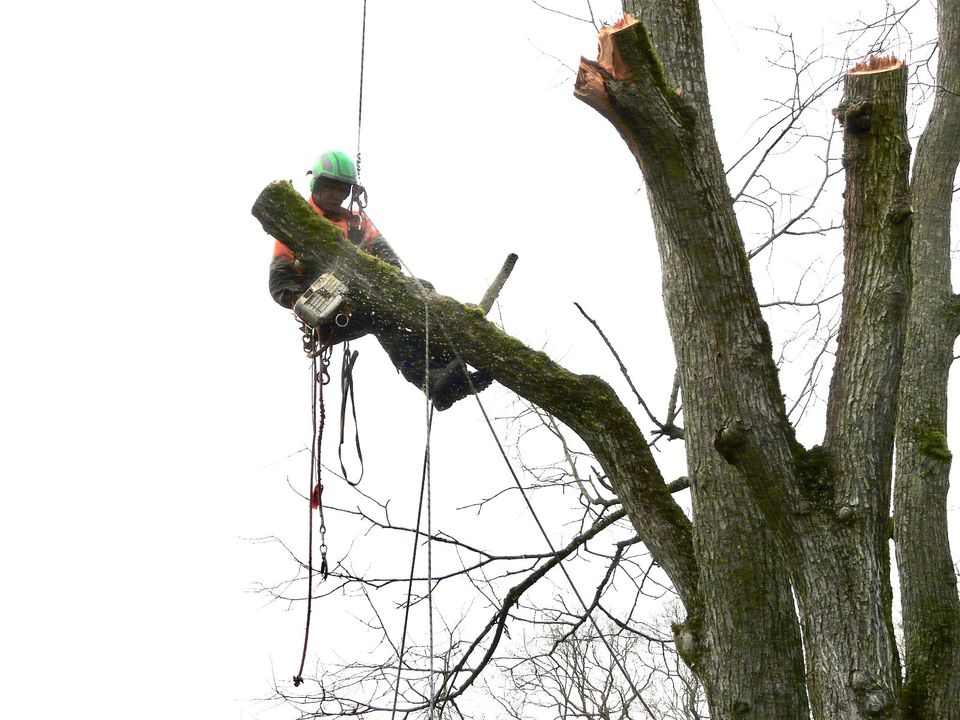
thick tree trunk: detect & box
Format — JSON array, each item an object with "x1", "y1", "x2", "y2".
[
  {"x1": 798, "y1": 59, "x2": 911, "y2": 718},
  {"x1": 578, "y1": 7, "x2": 809, "y2": 719},
  {"x1": 577, "y1": 5, "x2": 914, "y2": 718},
  {"x1": 894, "y1": 1, "x2": 960, "y2": 717}
]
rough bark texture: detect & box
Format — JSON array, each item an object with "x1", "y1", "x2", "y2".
[
  {"x1": 894, "y1": 1, "x2": 960, "y2": 717},
  {"x1": 574, "y1": 3, "x2": 916, "y2": 718},
  {"x1": 577, "y1": 4, "x2": 809, "y2": 718},
  {"x1": 802, "y1": 61, "x2": 911, "y2": 718}
]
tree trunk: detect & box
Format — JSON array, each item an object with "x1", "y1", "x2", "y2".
[
  {"x1": 894, "y1": 1, "x2": 960, "y2": 717},
  {"x1": 576, "y1": 5, "x2": 913, "y2": 718},
  {"x1": 577, "y1": 7, "x2": 809, "y2": 719},
  {"x1": 798, "y1": 58, "x2": 912, "y2": 718}
]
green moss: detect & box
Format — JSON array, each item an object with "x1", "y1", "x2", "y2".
[
  {"x1": 945, "y1": 296, "x2": 960, "y2": 328},
  {"x1": 611, "y1": 20, "x2": 692, "y2": 125},
  {"x1": 618, "y1": 22, "x2": 670, "y2": 95},
  {"x1": 919, "y1": 430, "x2": 952, "y2": 462},
  {"x1": 900, "y1": 607, "x2": 957, "y2": 719},
  {"x1": 795, "y1": 445, "x2": 835, "y2": 502}
]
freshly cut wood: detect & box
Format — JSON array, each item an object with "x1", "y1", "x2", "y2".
[
  {"x1": 596, "y1": 14, "x2": 638, "y2": 80},
  {"x1": 849, "y1": 55, "x2": 903, "y2": 74}
]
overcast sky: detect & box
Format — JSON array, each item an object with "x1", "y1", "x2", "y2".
[{"x1": 1, "y1": 1, "x2": 945, "y2": 718}]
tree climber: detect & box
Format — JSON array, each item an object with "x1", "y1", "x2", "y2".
[{"x1": 268, "y1": 150, "x2": 494, "y2": 410}]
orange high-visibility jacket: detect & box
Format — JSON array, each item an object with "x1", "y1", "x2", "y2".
[{"x1": 268, "y1": 198, "x2": 400, "y2": 309}]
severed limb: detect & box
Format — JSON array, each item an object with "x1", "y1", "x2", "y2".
[
  {"x1": 252, "y1": 179, "x2": 699, "y2": 609},
  {"x1": 429, "y1": 253, "x2": 520, "y2": 400}
]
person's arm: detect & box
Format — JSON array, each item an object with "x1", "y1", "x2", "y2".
[
  {"x1": 268, "y1": 241, "x2": 311, "y2": 309},
  {"x1": 367, "y1": 234, "x2": 403, "y2": 268},
  {"x1": 374, "y1": 233, "x2": 439, "y2": 290},
  {"x1": 357, "y1": 215, "x2": 402, "y2": 269}
]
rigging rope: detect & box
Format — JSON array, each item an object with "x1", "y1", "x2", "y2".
[
  {"x1": 385, "y1": 252, "x2": 655, "y2": 716},
  {"x1": 391, "y1": 291, "x2": 438, "y2": 719},
  {"x1": 424, "y1": 304, "x2": 437, "y2": 719},
  {"x1": 355, "y1": 0, "x2": 368, "y2": 181},
  {"x1": 389, "y1": 403, "x2": 435, "y2": 719},
  {"x1": 437, "y1": 343, "x2": 656, "y2": 717}
]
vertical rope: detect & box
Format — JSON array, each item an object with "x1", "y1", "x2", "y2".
[
  {"x1": 355, "y1": 0, "x2": 368, "y2": 181},
  {"x1": 387, "y1": 251, "x2": 655, "y2": 716},
  {"x1": 389, "y1": 429, "x2": 432, "y2": 719},
  {"x1": 391, "y1": 286, "x2": 437, "y2": 718},
  {"x1": 424, "y1": 304, "x2": 436, "y2": 719},
  {"x1": 294, "y1": 348, "x2": 324, "y2": 686}
]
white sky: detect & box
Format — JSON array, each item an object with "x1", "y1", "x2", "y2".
[{"x1": 1, "y1": 1, "x2": 946, "y2": 718}]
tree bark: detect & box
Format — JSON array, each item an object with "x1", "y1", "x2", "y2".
[
  {"x1": 801, "y1": 59, "x2": 912, "y2": 718},
  {"x1": 576, "y1": 4, "x2": 916, "y2": 718},
  {"x1": 894, "y1": 1, "x2": 960, "y2": 717},
  {"x1": 578, "y1": 6, "x2": 809, "y2": 719}
]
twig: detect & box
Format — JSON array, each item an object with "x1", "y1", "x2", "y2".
[
  {"x1": 574, "y1": 302, "x2": 685, "y2": 440},
  {"x1": 436, "y1": 509, "x2": 628, "y2": 707}
]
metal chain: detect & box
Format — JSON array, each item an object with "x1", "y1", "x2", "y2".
[{"x1": 316, "y1": 344, "x2": 331, "y2": 579}]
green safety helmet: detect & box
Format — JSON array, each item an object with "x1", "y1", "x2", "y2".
[{"x1": 309, "y1": 150, "x2": 358, "y2": 190}]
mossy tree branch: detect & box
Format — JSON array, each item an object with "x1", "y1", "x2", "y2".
[{"x1": 251, "y1": 180, "x2": 700, "y2": 610}]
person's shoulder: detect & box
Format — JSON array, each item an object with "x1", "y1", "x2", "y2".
[{"x1": 360, "y1": 212, "x2": 382, "y2": 238}]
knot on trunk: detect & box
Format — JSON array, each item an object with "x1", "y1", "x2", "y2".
[
  {"x1": 834, "y1": 100, "x2": 874, "y2": 134},
  {"x1": 714, "y1": 419, "x2": 750, "y2": 465},
  {"x1": 850, "y1": 670, "x2": 892, "y2": 717},
  {"x1": 671, "y1": 617, "x2": 702, "y2": 669}
]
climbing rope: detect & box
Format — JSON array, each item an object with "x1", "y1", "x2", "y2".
[
  {"x1": 389, "y1": 404, "x2": 435, "y2": 719},
  {"x1": 355, "y1": 0, "x2": 368, "y2": 182},
  {"x1": 391, "y1": 288, "x2": 437, "y2": 719},
  {"x1": 293, "y1": 334, "x2": 331, "y2": 687},
  {"x1": 382, "y1": 248, "x2": 655, "y2": 716}
]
